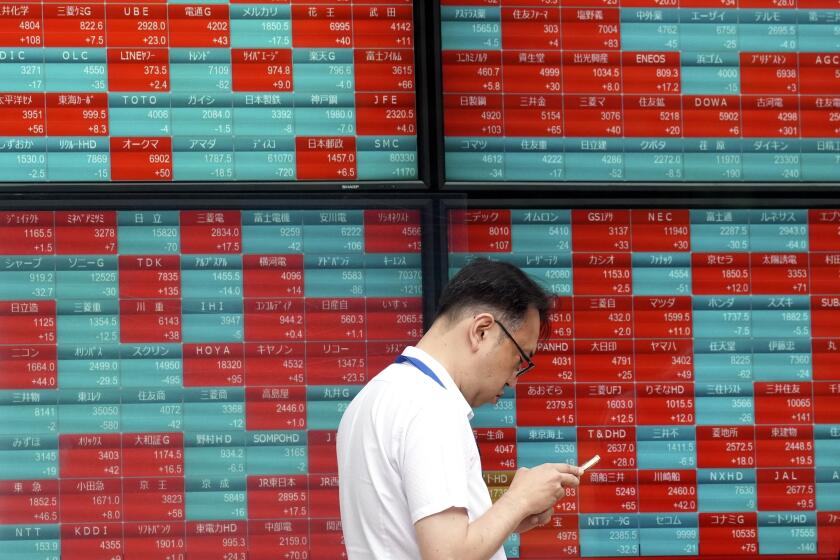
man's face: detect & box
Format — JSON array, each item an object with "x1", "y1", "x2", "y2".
[{"x1": 478, "y1": 307, "x2": 540, "y2": 407}]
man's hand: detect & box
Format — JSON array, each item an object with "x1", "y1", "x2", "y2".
[
  {"x1": 515, "y1": 506, "x2": 553, "y2": 534},
  {"x1": 502, "y1": 463, "x2": 581, "y2": 518}
]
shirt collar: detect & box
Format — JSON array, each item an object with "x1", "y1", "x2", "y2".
[{"x1": 401, "y1": 346, "x2": 474, "y2": 420}]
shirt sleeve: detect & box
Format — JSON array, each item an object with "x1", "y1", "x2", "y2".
[{"x1": 399, "y1": 402, "x2": 476, "y2": 524}]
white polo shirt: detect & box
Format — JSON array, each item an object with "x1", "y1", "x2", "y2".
[{"x1": 337, "y1": 346, "x2": 505, "y2": 560}]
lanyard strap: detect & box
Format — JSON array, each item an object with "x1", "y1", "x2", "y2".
[{"x1": 394, "y1": 354, "x2": 446, "y2": 389}]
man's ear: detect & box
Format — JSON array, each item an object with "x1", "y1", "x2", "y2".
[{"x1": 468, "y1": 313, "x2": 495, "y2": 351}]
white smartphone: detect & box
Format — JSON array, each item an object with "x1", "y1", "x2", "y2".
[{"x1": 578, "y1": 454, "x2": 601, "y2": 474}]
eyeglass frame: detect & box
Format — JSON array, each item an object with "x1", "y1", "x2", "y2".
[{"x1": 494, "y1": 318, "x2": 536, "y2": 377}]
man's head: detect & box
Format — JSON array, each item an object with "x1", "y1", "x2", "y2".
[
  {"x1": 430, "y1": 258, "x2": 550, "y2": 407},
  {"x1": 436, "y1": 258, "x2": 550, "y2": 333}
]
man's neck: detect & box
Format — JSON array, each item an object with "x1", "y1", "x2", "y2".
[{"x1": 414, "y1": 324, "x2": 469, "y2": 400}]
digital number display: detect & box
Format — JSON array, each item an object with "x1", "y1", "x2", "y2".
[
  {"x1": 0, "y1": 208, "x2": 423, "y2": 559},
  {"x1": 450, "y1": 207, "x2": 840, "y2": 558},
  {"x1": 440, "y1": 0, "x2": 840, "y2": 183},
  {"x1": 0, "y1": 1, "x2": 418, "y2": 183}
]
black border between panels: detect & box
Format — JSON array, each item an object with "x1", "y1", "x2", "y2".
[
  {"x1": 0, "y1": 193, "x2": 435, "y2": 210},
  {"x1": 430, "y1": 0, "x2": 447, "y2": 191}
]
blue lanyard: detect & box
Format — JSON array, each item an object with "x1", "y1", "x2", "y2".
[{"x1": 394, "y1": 354, "x2": 446, "y2": 389}]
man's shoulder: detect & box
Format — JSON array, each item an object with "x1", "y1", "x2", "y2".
[
  {"x1": 355, "y1": 364, "x2": 460, "y2": 422},
  {"x1": 370, "y1": 363, "x2": 450, "y2": 399}
]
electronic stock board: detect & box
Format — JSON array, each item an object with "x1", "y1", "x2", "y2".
[
  {"x1": 450, "y1": 205, "x2": 840, "y2": 558},
  {"x1": 0, "y1": 206, "x2": 424, "y2": 559},
  {"x1": 1, "y1": 205, "x2": 840, "y2": 559},
  {"x1": 0, "y1": 1, "x2": 421, "y2": 185},
  {"x1": 439, "y1": 0, "x2": 840, "y2": 183}
]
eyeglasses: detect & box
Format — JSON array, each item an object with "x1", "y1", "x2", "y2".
[{"x1": 495, "y1": 319, "x2": 535, "y2": 377}]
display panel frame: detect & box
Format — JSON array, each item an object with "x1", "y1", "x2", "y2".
[
  {"x1": 432, "y1": 0, "x2": 840, "y2": 192},
  {"x1": 0, "y1": 2, "x2": 432, "y2": 193},
  {"x1": 441, "y1": 195, "x2": 840, "y2": 560}
]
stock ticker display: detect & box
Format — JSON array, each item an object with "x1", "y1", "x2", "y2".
[
  {"x1": 0, "y1": 208, "x2": 423, "y2": 559},
  {"x1": 450, "y1": 208, "x2": 840, "y2": 558},
  {"x1": 440, "y1": 0, "x2": 840, "y2": 182},
  {"x1": 0, "y1": 1, "x2": 418, "y2": 183}
]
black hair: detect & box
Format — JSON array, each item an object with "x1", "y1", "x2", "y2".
[{"x1": 435, "y1": 257, "x2": 551, "y2": 337}]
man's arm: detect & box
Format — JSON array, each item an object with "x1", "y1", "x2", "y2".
[{"x1": 414, "y1": 463, "x2": 580, "y2": 560}]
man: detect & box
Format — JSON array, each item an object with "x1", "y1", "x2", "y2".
[{"x1": 337, "y1": 258, "x2": 581, "y2": 560}]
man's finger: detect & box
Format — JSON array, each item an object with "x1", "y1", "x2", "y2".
[
  {"x1": 559, "y1": 473, "x2": 581, "y2": 488},
  {"x1": 552, "y1": 463, "x2": 582, "y2": 477}
]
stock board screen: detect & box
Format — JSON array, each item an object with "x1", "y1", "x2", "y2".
[
  {"x1": 0, "y1": 1, "x2": 418, "y2": 183},
  {"x1": 0, "y1": 207, "x2": 423, "y2": 559},
  {"x1": 449, "y1": 207, "x2": 840, "y2": 558},
  {"x1": 440, "y1": 0, "x2": 840, "y2": 183}
]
